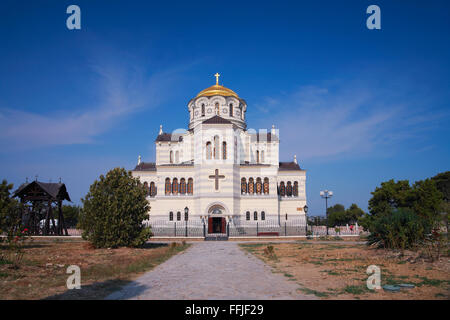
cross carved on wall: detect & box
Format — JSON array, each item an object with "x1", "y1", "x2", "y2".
[{"x1": 209, "y1": 169, "x2": 225, "y2": 190}]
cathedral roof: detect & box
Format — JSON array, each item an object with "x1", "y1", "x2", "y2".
[
  {"x1": 195, "y1": 73, "x2": 240, "y2": 99},
  {"x1": 279, "y1": 162, "x2": 302, "y2": 171},
  {"x1": 133, "y1": 162, "x2": 156, "y2": 171},
  {"x1": 196, "y1": 84, "x2": 239, "y2": 99},
  {"x1": 155, "y1": 133, "x2": 183, "y2": 142},
  {"x1": 202, "y1": 115, "x2": 232, "y2": 125}
]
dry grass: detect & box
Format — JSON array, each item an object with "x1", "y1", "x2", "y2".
[
  {"x1": 239, "y1": 241, "x2": 450, "y2": 300},
  {"x1": 0, "y1": 239, "x2": 190, "y2": 300}
]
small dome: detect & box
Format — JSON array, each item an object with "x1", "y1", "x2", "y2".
[{"x1": 196, "y1": 84, "x2": 239, "y2": 98}]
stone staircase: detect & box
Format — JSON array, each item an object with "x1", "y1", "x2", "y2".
[{"x1": 204, "y1": 233, "x2": 228, "y2": 241}]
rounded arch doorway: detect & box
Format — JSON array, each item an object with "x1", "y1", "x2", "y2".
[{"x1": 207, "y1": 204, "x2": 227, "y2": 234}]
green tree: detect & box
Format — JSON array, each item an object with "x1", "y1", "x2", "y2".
[
  {"x1": 327, "y1": 204, "x2": 346, "y2": 226},
  {"x1": 368, "y1": 179, "x2": 412, "y2": 216},
  {"x1": 61, "y1": 205, "x2": 81, "y2": 228},
  {"x1": 79, "y1": 168, "x2": 151, "y2": 248},
  {"x1": 327, "y1": 203, "x2": 365, "y2": 226},
  {"x1": 0, "y1": 179, "x2": 21, "y2": 233},
  {"x1": 345, "y1": 203, "x2": 365, "y2": 223},
  {"x1": 431, "y1": 171, "x2": 450, "y2": 202},
  {"x1": 411, "y1": 179, "x2": 443, "y2": 223}
]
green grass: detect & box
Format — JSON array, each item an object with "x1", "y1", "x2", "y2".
[
  {"x1": 297, "y1": 286, "x2": 330, "y2": 298},
  {"x1": 320, "y1": 269, "x2": 342, "y2": 276},
  {"x1": 342, "y1": 284, "x2": 370, "y2": 295},
  {"x1": 414, "y1": 276, "x2": 449, "y2": 287}
]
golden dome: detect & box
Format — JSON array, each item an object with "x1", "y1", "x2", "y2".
[
  {"x1": 195, "y1": 73, "x2": 239, "y2": 98},
  {"x1": 196, "y1": 84, "x2": 239, "y2": 98}
]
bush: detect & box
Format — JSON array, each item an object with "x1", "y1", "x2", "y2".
[
  {"x1": 366, "y1": 208, "x2": 430, "y2": 249},
  {"x1": 79, "y1": 168, "x2": 151, "y2": 248},
  {"x1": 62, "y1": 205, "x2": 81, "y2": 228},
  {"x1": 0, "y1": 180, "x2": 22, "y2": 234}
]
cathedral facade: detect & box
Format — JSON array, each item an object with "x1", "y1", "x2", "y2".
[{"x1": 132, "y1": 74, "x2": 306, "y2": 234}]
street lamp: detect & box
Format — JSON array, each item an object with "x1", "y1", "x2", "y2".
[
  {"x1": 320, "y1": 190, "x2": 333, "y2": 235},
  {"x1": 184, "y1": 207, "x2": 189, "y2": 237},
  {"x1": 303, "y1": 205, "x2": 309, "y2": 235}
]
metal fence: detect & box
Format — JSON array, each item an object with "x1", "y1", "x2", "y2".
[
  {"x1": 10, "y1": 224, "x2": 363, "y2": 238},
  {"x1": 229, "y1": 220, "x2": 308, "y2": 237},
  {"x1": 147, "y1": 220, "x2": 205, "y2": 237},
  {"x1": 146, "y1": 219, "x2": 308, "y2": 237}
]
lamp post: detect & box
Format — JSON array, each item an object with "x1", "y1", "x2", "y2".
[
  {"x1": 320, "y1": 190, "x2": 333, "y2": 235},
  {"x1": 303, "y1": 205, "x2": 309, "y2": 235},
  {"x1": 184, "y1": 207, "x2": 189, "y2": 237}
]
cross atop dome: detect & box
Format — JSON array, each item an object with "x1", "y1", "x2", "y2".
[{"x1": 214, "y1": 73, "x2": 220, "y2": 85}]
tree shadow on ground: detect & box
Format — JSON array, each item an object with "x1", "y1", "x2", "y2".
[
  {"x1": 140, "y1": 242, "x2": 168, "y2": 249},
  {"x1": 43, "y1": 279, "x2": 148, "y2": 300}
]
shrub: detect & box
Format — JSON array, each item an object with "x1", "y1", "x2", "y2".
[
  {"x1": 0, "y1": 179, "x2": 22, "y2": 234},
  {"x1": 366, "y1": 208, "x2": 430, "y2": 249},
  {"x1": 263, "y1": 245, "x2": 277, "y2": 259},
  {"x1": 2, "y1": 227, "x2": 31, "y2": 269},
  {"x1": 79, "y1": 168, "x2": 151, "y2": 248}
]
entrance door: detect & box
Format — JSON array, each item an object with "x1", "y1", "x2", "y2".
[{"x1": 208, "y1": 217, "x2": 226, "y2": 234}]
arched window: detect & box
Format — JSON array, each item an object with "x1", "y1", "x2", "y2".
[
  {"x1": 187, "y1": 178, "x2": 193, "y2": 195},
  {"x1": 213, "y1": 136, "x2": 219, "y2": 159},
  {"x1": 172, "y1": 178, "x2": 178, "y2": 195},
  {"x1": 256, "y1": 177, "x2": 262, "y2": 195},
  {"x1": 229, "y1": 103, "x2": 233, "y2": 117},
  {"x1": 150, "y1": 182, "x2": 156, "y2": 197},
  {"x1": 261, "y1": 211, "x2": 266, "y2": 220},
  {"x1": 177, "y1": 211, "x2": 181, "y2": 221},
  {"x1": 222, "y1": 142, "x2": 227, "y2": 160},
  {"x1": 206, "y1": 142, "x2": 212, "y2": 159},
  {"x1": 169, "y1": 211, "x2": 173, "y2": 221},
  {"x1": 175, "y1": 151, "x2": 179, "y2": 163},
  {"x1": 279, "y1": 182, "x2": 286, "y2": 196},
  {"x1": 180, "y1": 178, "x2": 186, "y2": 195},
  {"x1": 293, "y1": 181, "x2": 299, "y2": 197},
  {"x1": 248, "y1": 178, "x2": 254, "y2": 194},
  {"x1": 215, "y1": 102, "x2": 219, "y2": 115},
  {"x1": 261, "y1": 150, "x2": 265, "y2": 163},
  {"x1": 143, "y1": 182, "x2": 149, "y2": 196},
  {"x1": 201, "y1": 104, "x2": 205, "y2": 116},
  {"x1": 185, "y1": 211, "x2": 188, "y2": 221},
  {"x1": 165, "y1": 178, "x2": 171, "y2": 195},
  {"x1": 286, "y1": 181, "x2": 292, "y2": 197},
  {"x1": 256, "y1": 150, "x2": 260, "y2": 163},
  {"x1": 254, "y1": 211, "x2": 258, "y2": 220},
  {"x1": 263, "y1": 178, "x2": 269, "y2": 195},
  {"x1": 246, "y1": 211, "x2": 250, "y2": 221},
  {"x1": 241, "y1": 178, "x2": 247, "y2": 194},
  {"x1": 170, "y1": 151, "x2": 173, "y2": 164}
]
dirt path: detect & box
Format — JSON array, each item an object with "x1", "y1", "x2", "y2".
[{"x1": 106, "y1": 242, "x2": 316, "y2": 300}]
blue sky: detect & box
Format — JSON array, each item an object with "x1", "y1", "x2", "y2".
[{"x1": 0, "y1": 0, "x2": 449, "y2": 215}]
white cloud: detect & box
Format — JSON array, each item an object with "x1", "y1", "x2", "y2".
[
  {"x1": 253, "y1": 79, "x2": 449, "y2": 161},
  {"x1": 0, "y1": 60, "x2": 177, "y2": 151}
]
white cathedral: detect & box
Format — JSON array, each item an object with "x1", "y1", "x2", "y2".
[{"x1": 132, "y1": 74, "x2": 306, "y2": 235}]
